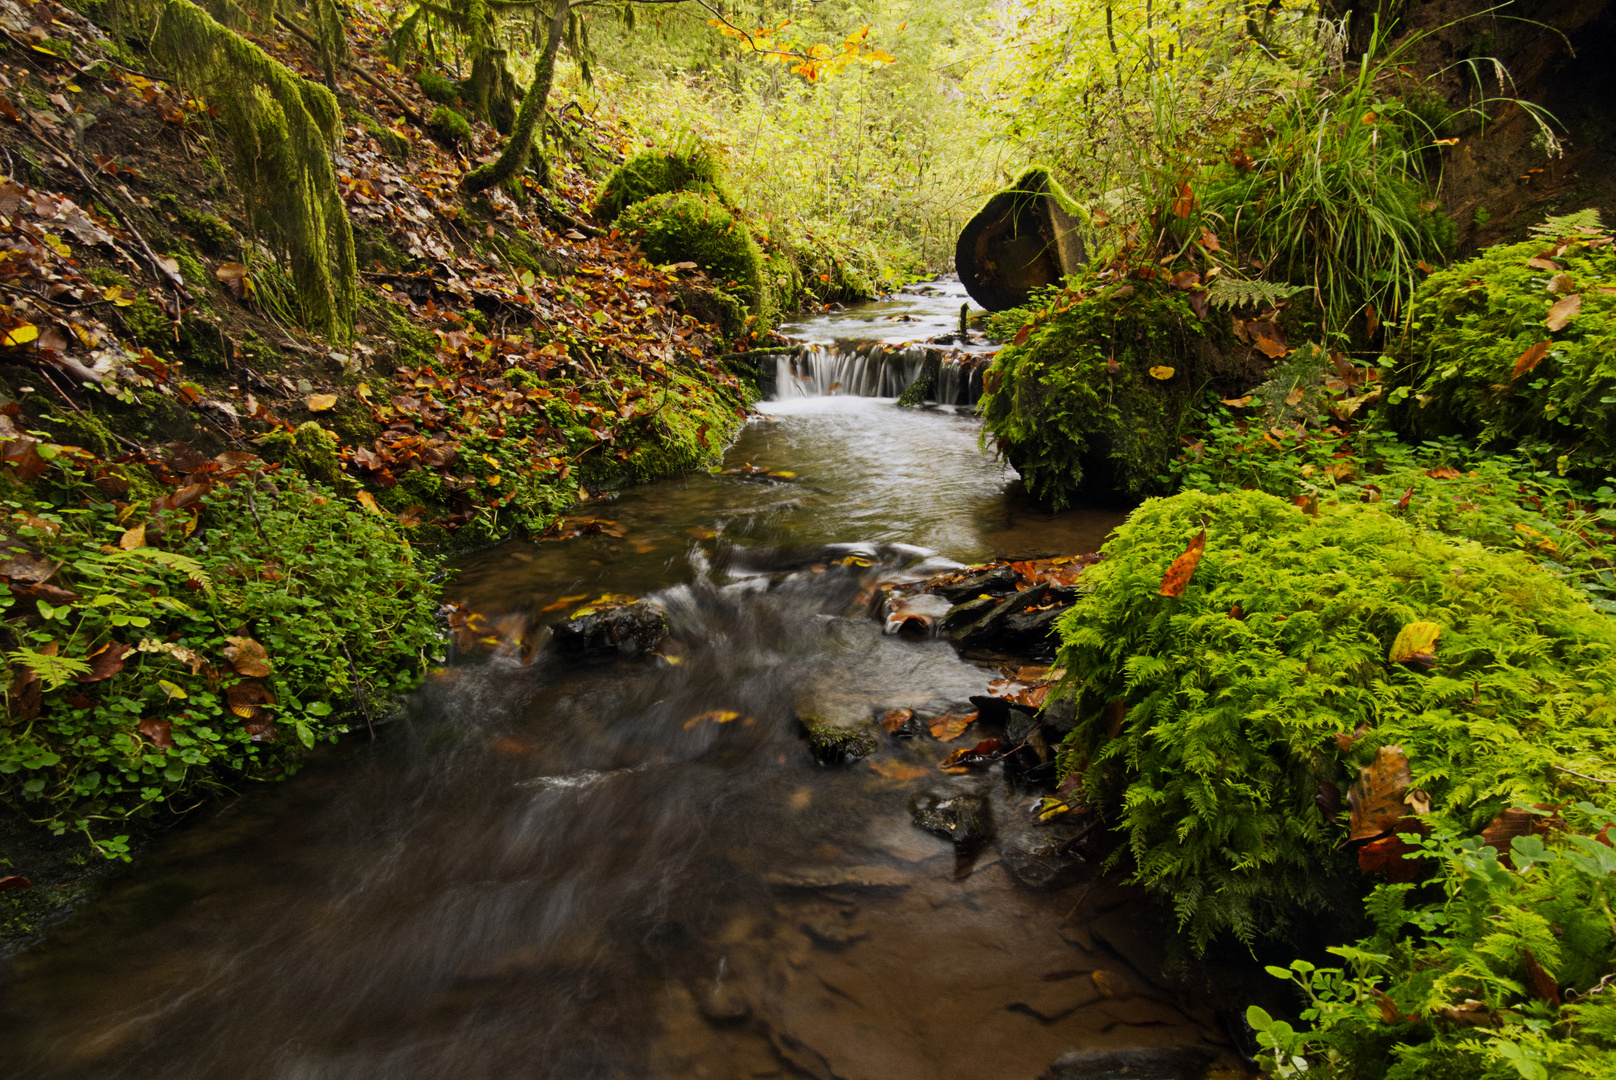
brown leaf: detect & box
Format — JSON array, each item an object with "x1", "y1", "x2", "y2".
[
  {"x1": 1347, "y1": 745, "x2": 1414, "y2": 841},
  {"x1": 1247, "y1": 319, "x2": 1289, "y2": 358},
  {"x1": 1480, "y1": 806, "x2": 1563, "y2": 858},
  {"x1": 1523, "y1": 948, "x2": 1561, "y2": 1007},
  {"x1": 1012, "y1": 323, "x2": 1032, "y2": 348},
  {"x1": 1526, "y1": 256, "x2": 1561, "y2": 272},
  {"x1": 939, "y1": 738, "x2": 1005, "y2": 771},
  {"x1": 1512, "y1": 341, "x2": 1552, "y2": 379},
  {"x1": 354, "y1": 490, "x2": 387, "y2": 517},
  {"x1": 227, "y1": 679, "x2": 276, "y2": 740},
  {"x1": 1425, "y1": 466, "x2": 1462, "y2": 480},
  {"x1": 1546, "y1": 293, "x2": 1582, "y2": 332},
  {"x1": 1285, "y1": 387, "x2": 1304, "y2": 406},
  {"x1": 1357, "y1": 827, "x2": 1425, "y2": 883},
  {"x1": 396, "y1": 505, "x2": 427, "y2": 527},
  {"x1": 1187, "y1": 289, "x2": 1209, "y2": 320},
  {"x1": 1396, "y1": 485, "x2": 1415, "y2": 511},
  {"x1": 868, "y1": 759, "x2": 930, "y2": 781},
  {"x1": 2, "y1": 437, "x2": 48, "y2": 482},
  {"x1": 1198, "y1": 228, "x2": 1221, "y2": 252},
  {"x1": 73, "y1": 642, "x2": 130, "y2": 682},
  {"x1": 223, "y1": 636, "x2": 272, "y2": 678},
  {"x1": 928, "y1": 711, "x2": 977, "y2": 742},
  {"x1": 880, "y1": 707, "x2": 914, "y2": 734},
  {"x1": 0, "y1": 875, "x2": 32, "y2": 891},
  {"x1": 0, "y1": 553, "x2": 60, "y2": 583},
  {"x1": 1170, "y1": 270, "x2": 1201, "y2": 290},
  {"x1": 138, "y1": 717, "x2": 173, "y2": 748},
  {"x1": 1157, "y1": 528, "x2": 1207, "y2": 598},
  {"x1": 1335, "y1": 723, "x2": 1371, "y2": 752},
  {"x1": 1366, "y1": 304, "x2": 1380, "y2": 338},
  {"x1": 1389, "y1": 622, "x2": 1441, "y2": 667}
]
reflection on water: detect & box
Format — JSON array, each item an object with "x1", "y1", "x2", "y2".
[{"x1": 0, "y1": 390, "x2": 1250, "y2": 1079}]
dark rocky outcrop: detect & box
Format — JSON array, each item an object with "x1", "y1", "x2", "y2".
[
  {"x1": 956, "y1": 166, "x2": 1088, "y2": 311},
  {"x1": 551, "y1": 600, "x2": 668, "y2": 658}
]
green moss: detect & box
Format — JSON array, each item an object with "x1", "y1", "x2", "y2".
[
  {"x1": 175, "y1": 208, "x2": 237, "y2": 256},
  {"x1": 168, "y1": 250, "x2": 210, "y2": 293},
  {"x1": 802, "y1": 720, "x2": 878, "y2": 765},
  {"x1": 416, "y1": 68, "x2": 459, "y2": 105},
  {"x1": 617, "y1": 191, "x2": 764, "y2": 314},
  {"x1": 594, "y1": 145, "x2": 729, "y2": 224},
  {"x1": 356, "y1": 113, "x2": 410, "y2": 162},
  {"x1": 257, "y1": 421, "x2": 347, "y2": 488},
  {"x1": 1388, "y1": 211, "x2": 1616, "y2": 479},
  {"x1": 979, "y1": 273, "x2": 1252, "y2": 506},
  {"x1": 427, "y1": 104, "x2": 472, "y2": 147},
  {"x1": 84, "y1": 266, "x2": 130, "y2": 289},
  {"x1": 1054, "y1": 487, "x2": 1616, "y2": 951}
]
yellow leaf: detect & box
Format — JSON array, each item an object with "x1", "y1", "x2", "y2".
[
  {"x1": 354, "y1": 490, "x2": 386, "y2": 516},
  {"x1": 1389, "y1": 621, "x2": 1442, "y2": 665},
  {"x1": 43, "y1": 233, "x2": 70, "y2": 258},
  {"x1": 119, "y1": 523, "x2": 145, "y2": 549},
  {"x1": 157, "y1": 678, "x2": 188, "y2": 700},
  {"x1": 683, "y1": 709, "x2": 742, "y2": 729},
  {"x1": 1148, "y1": 365, "x2": 1176, "y2": 380},
  {"x1": 2, "y1": 323, "x2": 39, "y2": 348},
  {"x1": 304, "y1": 393, "x2": 338, "y2": 412}
]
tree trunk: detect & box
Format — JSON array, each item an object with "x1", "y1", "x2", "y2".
[{"x1": 461, "y1": 0, "x2": 569, "y2": 194}]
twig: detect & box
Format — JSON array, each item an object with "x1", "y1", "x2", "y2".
[
  {"x1": 1553, "y1": 764, "x2": 1616, "y2": 784},
  {"x1": 340, "y1": 640, "x2": 375, "y2": 742}
]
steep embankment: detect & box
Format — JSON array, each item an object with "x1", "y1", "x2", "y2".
[{"x1": 0, "y1": 0, "x2": 760, "y2": 943}]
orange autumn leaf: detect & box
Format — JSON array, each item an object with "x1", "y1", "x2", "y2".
[
  {"x1": 1512, "y1": 341, "x2": 1552, "y2": 379},
  {"x1": 1157, "y1": 528, "x2": 1207, "y2": 598},
  {"x1": 868, "y1": 759, "x2": 930, "y2": 781},
  {"x1": 928, "y1": 710, "x2": 977, "y2": 742}
]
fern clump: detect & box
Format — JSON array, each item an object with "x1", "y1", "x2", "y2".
[
  {"x1": 1055, "y1": 488, "x2": 1616, "y2": 951},
  {"x1": 594, "y1": 145, "x2": 730, "y2": 225},
  {"x1": 150, "y1": 0, "x2": 356, "y2": 337},
  {"x1": 617, "y1": 190, "x2": 764, "y2": 313},
  {"x1": 1389, "y1": 211, "x2": 1616, "y2": 478}
]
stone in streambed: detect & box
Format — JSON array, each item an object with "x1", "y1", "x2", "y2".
[
  {"x1": 927, "y1": 564, "x2": 1019, "y2": 604},
  {"x1": 911, "y1": 790, "x2": 993, "y2": 855},
  {"x1": 551, "y1": 599, "x2": 668, "y2": 658},
  {"x1": 802, "y1": 718, "x2": 878, "y2": 766}
]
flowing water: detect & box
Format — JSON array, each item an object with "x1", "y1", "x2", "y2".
[{"x1": 0, "y1": 283, "x2": 1253, "y2": 1080}]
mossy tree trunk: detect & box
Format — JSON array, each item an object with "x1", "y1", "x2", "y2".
[{"x1": 461, "y1": 0, "x2": 568, "y2": 194}]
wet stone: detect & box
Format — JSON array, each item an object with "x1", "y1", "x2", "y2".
[
  {"x1": 803, "y1": 721, "x2": 879, "y2": 765},
  {"x1": 927, "y1": 564, "x2": 1019, "y2": 604},
  {"x1": 910, "y1": 789, "x2": 993, "y2": 855},
  {"x1": 1041, "y1": 1047, "x2": 1216, "y2": 1080},
  {"x1": 940, "y1": 594, "x2": 998, "y2": 633},
  {"x1": 551, "y1": 600, "x2": 668, "y2": 658}
]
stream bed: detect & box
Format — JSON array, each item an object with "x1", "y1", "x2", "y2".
[{"x1": 0, "y1": 285, "x2": 1252, "y2": 1080}]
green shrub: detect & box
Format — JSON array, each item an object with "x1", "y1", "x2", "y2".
[
  {"x1": 594, "y1": 145, "x2": 728, "y2": 224},
  {"x1": 617, "y1": 190, "x2": 764, "y2": 313},
  {"x1": 0, "y1": 458, "x2": 440, "y2": 857},
  {"x1": 1053, "y1": 488, "x2": 1616, "y2": 950},
  {"x1": 978, "y1": 272, "x2": 1260, "y2": 506},
  {"x1": 1255, "y1": 808, "x2": 1616, "y2": 1079},
  {"x1": 1388, "y1": 212, "x2": 1616, "y2": 479}
]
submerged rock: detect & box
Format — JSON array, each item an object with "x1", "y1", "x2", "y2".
[
  {"x1": 803, "y1": 720, "x2": 879, "y2": 766},
  {"x1": 551, "y1": 599, "x2": 668, "y2": 658},
  {"x1": 1041, "y1": 1047, "x2": 1216, "y2": 1080},
  {"x1": 911, "y1": 790, "x2": 993, "y2": 855}
]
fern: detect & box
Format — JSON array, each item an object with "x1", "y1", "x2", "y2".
[
  {"x1": 7, "y1": 648, "x2": 92, "y2": 691},
  {"x1": 1529, "y1": 208, "x2": 1605, "y2": 237},
  {"x1": 1204, "y1": 276, "x2": 1307, "y2": 310},
  {"x1": 113, "y1": 547, "x2": 215, "y2": 596}
]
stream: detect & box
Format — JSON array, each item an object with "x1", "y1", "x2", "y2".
[{"x1": 0, "y1": 282, "x2": 1251, "y2": 1080}]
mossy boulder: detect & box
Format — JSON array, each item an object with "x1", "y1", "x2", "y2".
[
  {"x1": 426, "y1": 105, "x2": 472, "y2": 148},
  {"x1": 803, "y1": 719, "x2": 878, "y2": 766},
  {"x1": 618, "y1": 191, "x2": 764, "y2": 315},
  {"x1": 1388, "y1": 211, "x2": 1616, "y2": 479},
  {"x1": 1054, "y1": 487, "x2": 1616, "y2": 951},
  {"x1": 416, "y1": 67, "x2": 459, "y2": 105},
  {"x1": 594, "y1": 145, "x2": 728, "y2": 224},
  {"x1": 257, "y1": 421, "x2": 346, "y2": 489},
  {"x1": 979, "y1": 273, "x2": 1271, "y2": 507}
]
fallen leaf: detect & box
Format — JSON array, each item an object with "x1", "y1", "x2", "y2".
[
  {"x1": 881, "y1": 707, "x2": 915, "y2": 734},
  {"x1": 223, "y1": 636, "x2": 272, "y2": 677},
  {"x1": 868, "y1": 759, "x2": 930, "y2": 780},
  {"x1": 355, "y1": 491, "x2": 387, "y2": 516},
  {"x1": 1285, "y1": 387, "x2": 1304, "y2": 406},
  {"x1": 305, "y1": 393, "x2": 338, "y2": 412},
  {"x1": 683, "y1": 709, "x2": 742, "y2": 729},
  {"x1": 939, "y1": 738, "x2": 1004, "y2": 771},
  {"x1": 1425, "y1": 466, "x2": 1462, "y2": 480},
  {"x1": 1526, "y1": 256, "x2": 1561, "y2": 272},
  {"x1": 1347, "y1": 744, "x2": 1414, "y2": 841},
  {"x1": 1357, "y1": 828, "x2": 1425, "y2": 883},
  {"x1": 1523, "y1": 948, "x2": 1560, "y2": 1006},
  {"x1": 1220, "y1": 396, "x2": 1252, "y2": 407},
  {"x1": 2, "y1": 322, "x2": 38, "y2": 349},
  {"x1": 1012, "y1": 323, "x2": 1032, "y2": 348},
  {"x1": 1157, "y1": 528, "x2": 1207, "y2": 598},
  {"x1": 137, "y1": 717, "x2": 173, "y2": 748},
  {"x1": 1396, "y1": 485, "x2": 1415, "y2": 511},
  {"x1": 928, "y1": 711, "x2": 977, "y2": 742},
  {"x1": 73, "y1": 642, "x2": 130, "y2": 682},
  {"x1": 1148, "y1": 365, "x2": 1175, "y2": 380},
  {"x1": 0, "y1": 875, "x2": 31, "y2": 891},
  {"x1": 1547, "y1": 293, "x2": 1582, "y2": 332},
  {"x1": 1389, "y1": 621, "x2": 1441, "y2": 666},
  {"x1": 1512, "y1": 341, "x2": 1552, "y2": 378},
  {"x1": 0, "y1": 554, "x2": 60, "y2": 583}
]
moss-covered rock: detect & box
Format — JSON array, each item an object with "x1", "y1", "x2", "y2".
[
  {"x1": 593, "y1": 145, "x2": 728, "y2": 224},
  {"x1": 1388, "y1": 210, "x2": 1616, "y2": 479},
  {"x1": 416, "y1": 67, "x2": 459, "y2": 105},
  {"x1": 174, "y1": 207, "x2": 237, "y2": 256},
  {"x1": 257, "y1": 421, "x2": 347, "y2": 489},
  {"x1": 426, "y1": 104, "x2": 472, "y2": 148},
  {"x1": 1054, "y1": 487, "x2": 1616, "y2": 951},
  {"x1": 979, "y1": 271, "x2": 1273, "y2": 506},
  {"x1": 618, "y1": 191, "x2": 764, "y2": 315},
  {"x1": 803, "y1": 719, "x2": 878, "y2": 765}
]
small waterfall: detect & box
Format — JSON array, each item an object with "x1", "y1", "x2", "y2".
[{"x1": 772, "y1": 342, "x2": 983, "y2": 405}]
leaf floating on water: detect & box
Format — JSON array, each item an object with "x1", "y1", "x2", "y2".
[
  {"x1": 683, "y1": 709, "x2": 742, "y2": 729},
  {"x1": 1546, "y1": 292, "x2": 1581, "y2": 332},
  {"x1": 868, "y1": 759, "x2": 930, "y2": 781},
  {"x1": 1389, "y1": 621, "x2": 1441, "y2": 667},
  {"x1": 490, "y1": 737, "x2": 529, "y2": 755},
  {"x1": 881, "y1": 707, "x2": 914, "y2": 734},
  {"x1": 1512, "y1": 340, "x2": 1552, "y2": 378},
  {"x1": 1346, "y1": 744, "x2": 1415, "y2": 841},
  {"x1": 1157, "y1": 528, "x2": 1207, "y2": 598},
  {"x1": 928, "y1": 710, "x2": 977, "y2": 742},
  {"x1": 938, "y1": 738, "x2": 1004, "y2": 772}
]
